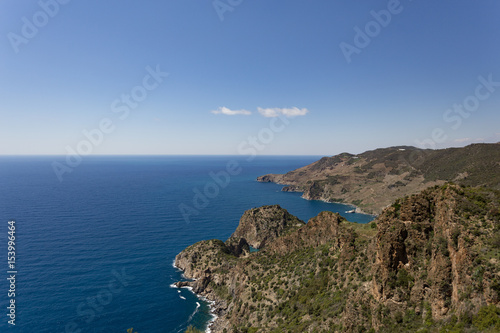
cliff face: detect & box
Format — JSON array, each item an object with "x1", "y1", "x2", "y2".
[
  {"x1": 367, "y1": 185, "x2": 500, "y2": 332},
  {"x1": 175, "y1": 185, "x2": 500, "y2": 332},
  {"x1": 257, "y1": 143, "x2": 500, "y2": 215},
  {"x1": 226, "y1": 205, "x2": 305, "y2": 250},
  {"x1": 267, "y1": 211, "x2": 354, "y2": 256}
]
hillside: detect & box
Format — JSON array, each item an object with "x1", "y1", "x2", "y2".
[
  {"x1": 175, "y1": 185, "x2": 500, "y2": 332},
  {"x1": 257, "y1": 143, "x2": 500, "y2": 215}
]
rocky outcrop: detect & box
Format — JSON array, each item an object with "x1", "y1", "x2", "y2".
[
  {"x1": 256, "y1": 174, "x2": 282, "y2": 183},
  {"x1": 281, "y1": 185, "x2": 302, "y2": 192},
  {"x1": 267, "y1": 211, "x2": 354, "y2": 256},
  {"x1": 175, "y1": 184, "x2": 500, "y2": 332},
  {"x1": 225, "y1": 205, "x2": 305, "y2": 250},
  {"x1": 226, "y1": 237, "x2": 250, "y2": 257},
  {"x1": 174, "y1": 239, "x2": 233, "y2": 281},
  {"x1": 371, "y1": 185, "x2": 500, "y2": 326}
]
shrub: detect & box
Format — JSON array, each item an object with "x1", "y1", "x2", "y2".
[
  {"x1": 437, "y1": 236, "x2": 449, "y2": 256},
  {"x1": 451, "y1": 229, "x2": 460, "y2": 248},
  {"x1": 489, "y1": 232, "x2": 500, "y2": 248},
  {"x1": 472, "y1": 305, "x2": 500, "y2": 330},
  {"x1": 397, "y1": 269, "x2": 414, "y2": 289}
]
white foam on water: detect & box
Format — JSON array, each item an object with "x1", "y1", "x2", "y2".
[{"x1": 173, "y1": 260, "x2": 217, "y2": 333}]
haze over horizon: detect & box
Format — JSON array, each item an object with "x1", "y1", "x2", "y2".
[{"x1": 1, "y1": 1, "x2": 499, "y2": 156}]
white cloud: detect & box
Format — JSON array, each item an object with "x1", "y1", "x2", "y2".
[
  {"x1": 257, "y1": 107, "x2": 309, "y2": 118},
  {"x1": 211, "y1": 107, "x2": 251, "y2": 116},
  {"x1": 211, "y1": 106, "x2": 309, "y2": 118}
]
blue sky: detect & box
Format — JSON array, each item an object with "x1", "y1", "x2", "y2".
[{"x1": 1, "y1": 0, "x2": 499, "y2": 155}]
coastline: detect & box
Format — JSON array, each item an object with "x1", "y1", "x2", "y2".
[
  {"x1": 259, "y1": 178, "x2": 378, "y2": 217},
  {"x1": 172, "y1": 261, "x2": 222, "y2": 333},
  {"x1": 257, "y1": 177, "x2": 378, "y2": 218},
  {"x1": 200, "y1": 297, "x2": 217, "y2": 333},
  {"x1": 301, "y1": 194, "x2": 375, "y2": 217},
  {"x1": 288, "y1": 186, "x2": 377, "y2": 219}
]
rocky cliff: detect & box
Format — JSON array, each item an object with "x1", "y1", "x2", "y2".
[
  {"x1": 175, "y1": 185, "x2": 500, "y2": 332},
  {"x1": 257, "y1": 143, "x2": 500, "y2": 215},
  {"x1": 226, "y1": 205, "x2": 305, "y2": 250}
]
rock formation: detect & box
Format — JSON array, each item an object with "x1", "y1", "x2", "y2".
[
  {"x1": 226, "y1": 205, "x2": 305, "y2": 250},
  {"x1": 175, "y1": 184, "x2": 500, "y2": 332}
]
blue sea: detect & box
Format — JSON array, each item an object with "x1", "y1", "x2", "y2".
[{"x1": 0, "y1": 156, "x2": 374, "y2": 333}]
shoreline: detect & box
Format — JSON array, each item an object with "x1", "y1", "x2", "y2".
[
  {"x1": 259, "y1": 178, "x2": 378, "y2": 217},
  {"x1": 255, "y1": 177, "x2": 378, "y2": 219},
  {"x1": 199, "y1": 296, "x2": 217, "y2": 333},
  {"x1": 172, "y1": 261, "x2": 221, "y2": 333},
  {"x1": 308, "y1": 196, "x2": 377, "y2": 218},
  {"x1": 284, "y1": 186, "x2": 378, "y2": 218}
]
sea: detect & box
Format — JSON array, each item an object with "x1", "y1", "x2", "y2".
[{"x1": 0, "y1": 155, "x2": 374, "y2": 333}]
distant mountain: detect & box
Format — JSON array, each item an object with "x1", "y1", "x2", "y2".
[
  {"x1": 175, "y1": 185, "x2": 500, "y2": 332},
  {"x1": 258, "y1": 143, "x2": 500, "y2": 215}
]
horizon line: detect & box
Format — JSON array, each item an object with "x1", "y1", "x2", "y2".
[
  {"x1": 0, "y1": 153, "x2": 327, "y2": 157},
  {"x1": 0, "y1": 141, "x2": 497, "y2": 158}
]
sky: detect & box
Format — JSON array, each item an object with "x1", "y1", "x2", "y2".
[{"x1": 0, "y1": 0, "x2": 499, "y2": 156}]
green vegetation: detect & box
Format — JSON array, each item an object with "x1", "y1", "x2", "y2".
[
  {"x1": 388, "y1": 180, "x2": 406, "y2": 189},
  {"x1": 418, "y1": 144, "x2": 500, "y2": 188},
  {"x1": 472, "y1": 304, "x2": 500, "y2": 331},
  {"x1": 351, "y1": 199, "x2": 363, "y2": 206},
  {"x1": 261, "y1": 143, "x2": 500, "y2": 215},
  {"x1": 177, "y1": 184, "x2": 500, "y2": 332}
]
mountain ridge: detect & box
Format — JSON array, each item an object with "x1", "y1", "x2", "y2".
[{"x1": 257, "y1": 143, "x2": 500, "y2": 215}]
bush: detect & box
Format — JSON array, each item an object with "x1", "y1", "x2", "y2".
[
  {"x1": 437, "y1": 236, "x2": 449, "y2": 256},
  {"x1": 472, "y1": 304, "x2": 500, "y2": 330},
  {"x1": 451, "y1": 229, "x2": 460, "y2": 248},
  {"x1": 489, "y1": 232, "x2": 500, "y2": 248},
  {"x1": 397, "y1": 269, "x2": 414, "y2": 289}
]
